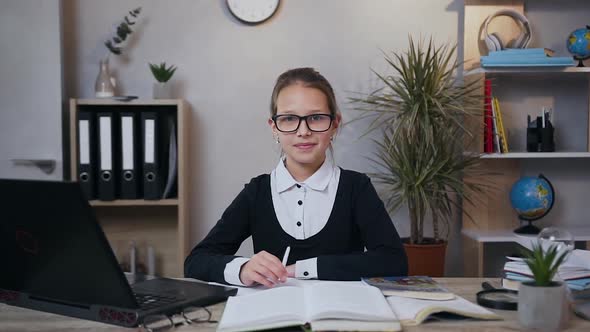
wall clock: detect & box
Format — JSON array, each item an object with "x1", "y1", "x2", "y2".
[{"x1": 226, "y1": 0, "x2": 280, "y2": 24}]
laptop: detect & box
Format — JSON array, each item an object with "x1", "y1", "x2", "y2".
[{"x1": 0, "y1": 179, "x2": 237, "y2": 327}]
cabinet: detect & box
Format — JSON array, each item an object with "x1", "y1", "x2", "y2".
[
  {"x1": 69, "y1": 99, "x2": 190, "y2": 277},
  {"x1": 461, "y1": 0, "x2": 590, "y2": 276}
]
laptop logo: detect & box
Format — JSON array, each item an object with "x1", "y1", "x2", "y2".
[{"x1": 16, "y1": 229, "x2": 39, "y2": 255}]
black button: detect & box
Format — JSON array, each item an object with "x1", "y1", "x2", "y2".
[
  {"x1": 296, "y1": 222, "x2": 302, "y2": 227},
  {"x1": 296, "y1": 184, "x2": 301, "y2": 188},
  {"x1": 297, "y1": 200, "x2": 303, "y2": 205},
  {"x1": 303, "y1": 271, "x2": 309, "y2": 276}
]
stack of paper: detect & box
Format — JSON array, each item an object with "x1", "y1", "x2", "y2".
[
  {"x1": 503, "y1": 258, "x2": 590, "y2": 291},
  {"x1": 481, "y1": 48, "x2": 575, "y2": 67}
]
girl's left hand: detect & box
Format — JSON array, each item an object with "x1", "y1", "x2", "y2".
[{"x1": 286, "y1": 264, "x2": 296, "y2": 278}]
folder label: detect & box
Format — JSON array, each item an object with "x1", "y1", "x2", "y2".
[
  {"x1": 145, "y1": 119, "x2": 155, "y2": 163},
  {"x1": 121, "y1": 116, "x2": 134, "y2": 170},
  {"x1": 99, "y1": 116, "x2": 112, "y2": 171},
  {"x1": 79, "y1": 120, "x2": 90, "y2": 164}
]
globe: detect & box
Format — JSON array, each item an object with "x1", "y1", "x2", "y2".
[
  {"x1": 509, "y1": 174, "x2": 555, "y2": 234},
  {"x1": 566, "y1": 26, "x2": 590, "y2": 66}
]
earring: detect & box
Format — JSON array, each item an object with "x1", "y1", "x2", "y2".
[
  {"x1": 330, "y1": 136, "x2": 334, "y2": 142},
  {"x1": 275, "y1": 135, "x2": 280, "y2": 144}
]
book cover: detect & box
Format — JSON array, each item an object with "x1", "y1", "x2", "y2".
[
  {"x1": 361, "y1": 276, "x2": 455, "y2": 300},
  {"x1": 484, "y1": 79, "x2": 493, "y2": 153},
  {"x1": 488, "y1": 48, "x2": 556, "y2": 57},
  {"x1": 481, "y1": 56, "x2": 575, "y2": 67}
]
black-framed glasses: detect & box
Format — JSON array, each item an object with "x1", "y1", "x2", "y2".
[
  {"x1": 272, "y1": 113, "x2": 334, "y2": 133},
  {"x1": 140, "y1": 306, "x2": 217, "y2": 331}
]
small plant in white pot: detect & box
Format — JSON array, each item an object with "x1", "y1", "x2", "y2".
[
  {"x1": 149, "y1": 62, "x2": 177, "y2": 99},
  {"x1": 518, "y1": 241, "x2": 570, "y2": 330}
]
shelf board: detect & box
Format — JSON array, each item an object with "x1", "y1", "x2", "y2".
[
  {"x1": 90, "y1": 199, "x2": 179, "y2": 207},
  {"x1": 462, "y1": 227, "x2": 590, "y2": 243},
  {"x1": 466, "y1": 67, "x2": 590, "y2": 76},
  {"x1": 480, "y1": 152, "x2": 590, "y2": 159},
  {"x1": 75, "y1": 99, "x2": 182, "y2": 106}
]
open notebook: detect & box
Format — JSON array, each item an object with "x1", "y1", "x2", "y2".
[
  {"x1": 217, "y1": 282, "x2": 400, "y2": 332},
  {"x1": 387, "y1": 295, "x2": 501, "y2": 326}
]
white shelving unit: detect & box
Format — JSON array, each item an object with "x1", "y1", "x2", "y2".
[
  {"x1": 462, "y1": 227, "x2": 590, "y2": 243},
  {"x1": 480, "y1": 152, "x2": 590, "y2": 159},
  {"x1": 466, "y1": 67, "x2": 590, "y2": 76},
  {"x1": 461, "y1": 0, "x2": 590, "y2": 277}
]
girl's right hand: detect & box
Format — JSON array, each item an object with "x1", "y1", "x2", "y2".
[{"x1": 239, "y1": 250, "x2": 288, "y2": 287}]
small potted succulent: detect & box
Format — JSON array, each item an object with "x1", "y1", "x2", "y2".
[
  {"x1": 149, "y1": 62, "x2": 177, "y2": 99},
  {"x1": 518, "y1": 241, "x2": 570, "y2": 330}
]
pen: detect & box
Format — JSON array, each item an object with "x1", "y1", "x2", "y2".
[{"x1": 281, "y1": 246, "x2": 291, "y2": 267}]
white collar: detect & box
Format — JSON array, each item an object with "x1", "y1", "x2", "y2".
[{"x1": 275, "y1": 156, "x2": 335, "y2": 193}]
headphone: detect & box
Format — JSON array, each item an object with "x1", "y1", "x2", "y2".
[{"x1": 483, "y1": 9, "x2": 532, "y2": 52}]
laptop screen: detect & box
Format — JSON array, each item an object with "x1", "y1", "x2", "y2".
[{"x1": 0, "y1": 179, "x2": 138, "y2": 309}]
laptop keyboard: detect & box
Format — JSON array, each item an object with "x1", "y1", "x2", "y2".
[{"x1": 134, "y1": 292, "x2": 184, "y2": 311}]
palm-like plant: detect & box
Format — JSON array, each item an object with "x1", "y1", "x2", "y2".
[
  {"x1": 522, "y1": 241, "x2": 568, "y2": 287},
  {"x1": 352, "y1": 37, "x2": 488, "y2": 244}
]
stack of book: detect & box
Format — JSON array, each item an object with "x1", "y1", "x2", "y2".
[
  {"x1": 502, "y1": 257, "x2": 590, "y2": 292},
  {"x1": 483, "y1": 79, "x2": 508, "y2": 154},
  {"x1": 481, "y1": 48, "x2": 575, "y2": 67}
]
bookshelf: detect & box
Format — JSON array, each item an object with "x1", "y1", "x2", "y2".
[
  {"x1": 69, "y1": 98, "x2": 190, "y2": 277},
  {"x1": 461, "y1": 0, "x2": 590, "y2": 277}
]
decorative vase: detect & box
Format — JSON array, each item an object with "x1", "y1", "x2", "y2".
[
  {"x1": 518, "y1": 281, "x2": 569, "y2": 330},
  {"x1": 153, "y1": 82, "x2": 173, "y2": 99},
  {"x1": 95, "y1": 58, "x2": 115, "y2": 98}
]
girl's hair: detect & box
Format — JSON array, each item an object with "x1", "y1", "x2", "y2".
[{"x1": 270, "y1": 67, "x2": 339, "y2": 117}]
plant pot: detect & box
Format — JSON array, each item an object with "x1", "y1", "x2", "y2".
[
  {"x1": 153, "y1": 82, "x2": 173, "y2": 99},
  {"x1": 403, "y1": 239, "x2": 447, "y2": 277},
  {"x1": 518, "y1": 281, "x2": 569, "y2": 330}
]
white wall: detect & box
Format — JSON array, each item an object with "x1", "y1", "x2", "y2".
[{"x1": 61, "y1": 0, "x2": 464, "y2": 275}]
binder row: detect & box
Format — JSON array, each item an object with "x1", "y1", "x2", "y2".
[{"x1": 77, "y1": 110, "x2": 178, "y2": 201}]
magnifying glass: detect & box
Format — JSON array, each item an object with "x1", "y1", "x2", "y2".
[{"x1": 476, "y1": 282, "x2": 518, "y2": 311}]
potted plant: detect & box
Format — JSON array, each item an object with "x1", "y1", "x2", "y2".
[
  {"x1": 95, "y1": 7, "x2": 142, "y2": 98},
  {"x1": 352, "y1": 37, "x2": 487, "y2": 276},
  {"x1": 518, "y1": 241, "x2": 569, "y2": 330},
  {"x1": 149, "y1": 62, "x2": 178, "y2": 99}
]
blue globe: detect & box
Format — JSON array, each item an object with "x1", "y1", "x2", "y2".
[
  {"x1": 566, "y1": 26, "x2": 590, "y2": 60},
  {"x1": 509, "y1": 175, "x2": 554, "y2": 221}
]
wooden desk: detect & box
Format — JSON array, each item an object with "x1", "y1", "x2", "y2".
[{"x1": 1, "y1": 278, "x2": 589, "y2": 331}]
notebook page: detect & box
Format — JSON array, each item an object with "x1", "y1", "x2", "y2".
[
  {"x1": 386, "y1": 295, "x2": 499, "y2": 326},
  {"x1": 217, "y1": 286, "x2": 306, "y2": 332},
  {"x1": 306, "y1": 283, "x2": 397, "y2": 321}
]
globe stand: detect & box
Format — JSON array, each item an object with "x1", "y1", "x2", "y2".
[
  {"x1": 514, "y1": 219, "x2": 541, "y2": 235},
  {"x1": 574, "y1": 56, "x2": 590, "y2": 67}
]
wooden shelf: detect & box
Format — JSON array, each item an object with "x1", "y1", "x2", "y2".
[
  {"x1": 466, "y1": 67, "x2": 590, "y2": 76},
  {"x1": 480, "y1": 152, "x2": 590, "y2": 159},
  {"x1": 75, "y1": 99, "x2": 182, "y2": 106},
  {"x1": 462, "y1": 227, "x2": 590, "y2": 243},
  {"x1": 69, "y1": 98, "x2": 190, "y2": 277},
  {"x1": 90, "y1": 199, "x2": 179, "y2": 207}
]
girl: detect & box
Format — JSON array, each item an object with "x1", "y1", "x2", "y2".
[{"x1": 184, "y1": 67, "x2": 407, "y2": 287}]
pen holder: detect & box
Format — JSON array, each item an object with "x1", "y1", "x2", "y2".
[{"x1": 526, "y1": 126, "x2": 555, "y2": 152}]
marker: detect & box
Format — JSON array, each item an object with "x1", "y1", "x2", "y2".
[{"x1": 281, "y1": 246, "x2": 291, "y2": 267}]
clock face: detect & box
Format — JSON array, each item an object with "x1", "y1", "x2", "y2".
[{"x1": 226, "y1": 0, "x2": 280, "y2": 24}]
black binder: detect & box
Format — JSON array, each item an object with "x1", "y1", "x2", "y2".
[
  {"x1": 141, "y1": 112, "x2": 161, "y2": 200},
  {"x1": 96, "y1": 112, "x2": 117, "y2": 200},
  {"x1": 119, "y1": 112, "x2": 140, "y2": 199},
  {"x1": 77, "y1": 110, "x2": 96, "y2": 200}
]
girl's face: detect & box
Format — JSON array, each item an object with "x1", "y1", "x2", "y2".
[{"x1": 268, "y1": 83, "x2": 340, "y2": 170}]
